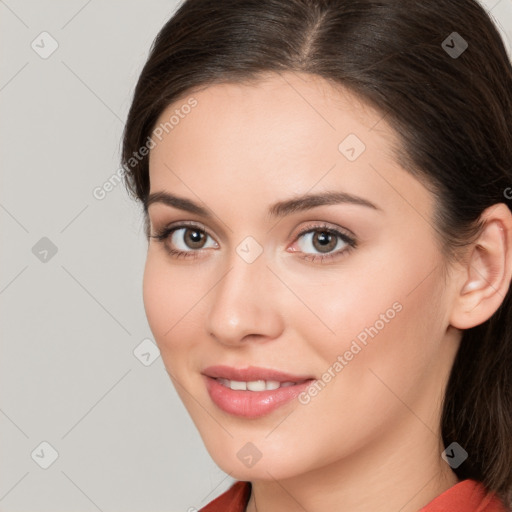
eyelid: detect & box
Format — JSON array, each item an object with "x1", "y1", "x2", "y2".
[
  {"x1": 152, "y1": 220, "x2": 355, "y2": 245},
  {"x1": 290, "y1": 221, "x2": 356, "y2": 243},
  {"x1": 287, "y1": 222, "x2": 357, "y2": 262},
  {"x1": 151, "y1": 220, "x2": 215, "y2": 241},
  {"x1": 149, "y1": 209, "x2": 229, "y2": 241}
]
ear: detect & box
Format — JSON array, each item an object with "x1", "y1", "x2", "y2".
[{"x1": 449, "y1": 203, "x2": 512, "y2": 330}]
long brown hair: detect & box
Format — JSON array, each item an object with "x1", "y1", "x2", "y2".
[{"x1": 121, "y1": 0, "x2": 512, "y2": 506}]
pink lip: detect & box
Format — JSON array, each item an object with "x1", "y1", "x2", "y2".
[
  {"x1": 202, "y1": 365, "x2": 314, "y2": 382},
  {"x1": 202, "y1": 365, "x2": 316, "y2": 418}
]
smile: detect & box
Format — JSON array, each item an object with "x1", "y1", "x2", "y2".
[
  {"x1": 215, "y1": 378, "x2": 308, "y2": 391},
  {"x1": 202, "y1": 366, "x2": 316, "y2": 418}
]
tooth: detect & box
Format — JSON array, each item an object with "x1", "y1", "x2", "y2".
[
  {"x1": 247, "y1": 380, "x2": 266, "y2": 391},
  {"x1": 230, "y1": 380, "x2": 247, "y2": 391},
  {"x1": 216, "y1": 378, "x2": 300, "y2": 391}
]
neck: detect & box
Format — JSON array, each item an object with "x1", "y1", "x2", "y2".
[{"x1": 245, "y1": 417, "x2": 459, "y2": 512}]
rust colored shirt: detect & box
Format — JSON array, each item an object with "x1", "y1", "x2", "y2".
[{"x1": 199, "y1": 479, "x2": 509, "y2": 512}]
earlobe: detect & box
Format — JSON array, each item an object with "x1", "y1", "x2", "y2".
[{"x1": 449, "y1": 203, "x2": 512, "y2": 330}]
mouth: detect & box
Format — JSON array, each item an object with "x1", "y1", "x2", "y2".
[
  {"x1": 213, "y1": 378, "x2": 310, "y2": 391},
  {"x1": 202, "y1": 365, "x2": 316, "y2": 418},
  {"x1": 202, "y1": 364, "x2": 315, "y2": 382}
]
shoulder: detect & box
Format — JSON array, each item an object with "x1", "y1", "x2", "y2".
[
  {"x1": 418, "y1": 478, "x2": 510, "y2": 512},
  {"x1": 199, "y1": 481, "x2": 252, "y2": 512},
  {"x1": 197, "y1": 478, "x2": 509, "y2": 512}
]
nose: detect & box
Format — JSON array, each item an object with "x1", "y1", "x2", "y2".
[{"x1": 205, "y1": 248, "x2": 285, "y2": 347}]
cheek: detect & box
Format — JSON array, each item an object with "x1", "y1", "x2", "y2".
[
  {"x1": 142, "y1": 252, "x2": 170, "y2": 339},
  {"x1": 283, "y1": 255, "x2": 401, "y2": 362},
  {"x1": 142, "y1": 251, "x2": 200, "y2": 359},
  {"x1": 263, "y1": 256, "x2": 447, "y2": 464},
  {"x1": 296, "y1": 240, "x2": 446, "y2": 388}
]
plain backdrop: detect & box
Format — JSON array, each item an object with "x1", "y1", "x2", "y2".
[{"x1": 1, "y1": 1, "x2": 511, "y2": 511}]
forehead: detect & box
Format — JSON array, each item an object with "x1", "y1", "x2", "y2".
[
  {"x1": 147, "y1": 71, "x2": 431, "y2": 221},
  {"x1": 150, "y1": 71, "x2": 391, "y2": 162}
]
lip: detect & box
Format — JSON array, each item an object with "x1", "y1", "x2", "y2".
[
  {"x1": 202, "y1": 365, "x2": 314, "y2": 382},
  {"x1": 202, "y1": 365, "x2": 316, "y2": 418}
]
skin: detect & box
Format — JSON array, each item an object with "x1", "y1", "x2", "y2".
[{"x1": 143, "y1": 71, "x2": 512, "y2": 512}]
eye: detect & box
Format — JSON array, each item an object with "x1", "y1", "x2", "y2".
[
  {"x1": 150, "y1": 221, "x2": 357, "y2": 263},
  {"x1": 150, "y1": 222, "x2": 218, "y2": 259},
  {"x1": 290, "y1": 223, "x2": 357, "y2": 263}
]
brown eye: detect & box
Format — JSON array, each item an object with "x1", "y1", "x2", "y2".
[
  {"x1": 311, "y1": 230, "x2": 338, "y2": 253},
  {"x1": 297, "y1": 226, "x2": 356, "y2": 261},
  {"x1": 168, "y1": 226, "x2": 218, "y2": 252},
  {"x1": 182, "y1": 228, "x2": 207, "y2": 249},
  {"x1": 151, "y1": 224, "x2": 219, "y2": 257}
]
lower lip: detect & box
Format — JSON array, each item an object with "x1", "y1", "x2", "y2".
[{"x1": 204, "y1": 376, "x2": 315, "y2": 418}]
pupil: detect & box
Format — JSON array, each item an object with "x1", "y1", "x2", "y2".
[
  {"x1": 314, "y1": 231, "x2": 336, "y2": 252},
  {"x1": 318, "y1": 232, "x2": 330, "y2": 244},
  {"x1": 187, "y1": 229, "x2": 205, "y2": 248}
]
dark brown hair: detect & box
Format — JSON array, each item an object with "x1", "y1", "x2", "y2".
[{"x1": 121, "y1": 0, "x2": 512, "y2": 506}]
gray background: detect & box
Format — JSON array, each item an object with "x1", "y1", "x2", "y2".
[{"x1": 1, "y1": 1, "x2": 511, "y2": 511}]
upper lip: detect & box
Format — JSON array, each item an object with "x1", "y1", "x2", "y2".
[{"x1": 202, "y1": 365, "x2": 315, "y2": 383}]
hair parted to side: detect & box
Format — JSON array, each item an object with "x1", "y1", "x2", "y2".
[{"x1": 121, "y1": 0, "x2": 512, "y2": 506}]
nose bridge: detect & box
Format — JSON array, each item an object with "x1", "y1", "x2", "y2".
[{"x1": 205, "y1": 241, "x2": 283, "y2": 344}]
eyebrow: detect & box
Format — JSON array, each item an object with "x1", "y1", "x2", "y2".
[{"x1": 145, "y1": 190, "x2": 380, "y2": 219}]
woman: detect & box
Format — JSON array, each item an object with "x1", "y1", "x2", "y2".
[{"x1": 121, "y1": 0, "x2": 512, "y2": 510}]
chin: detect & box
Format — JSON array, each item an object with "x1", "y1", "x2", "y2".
[{"x1": 202, "y1": 436, "x2": 317, "y2": 482}]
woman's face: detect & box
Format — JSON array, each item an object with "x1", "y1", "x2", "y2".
[{"x1": 144, "y1": 71, "x2": 461, "y2": 480}]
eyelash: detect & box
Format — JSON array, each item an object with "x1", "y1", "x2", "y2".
[{"x1": 150, "y1": 221, "x2": 357, "y2": 263}]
